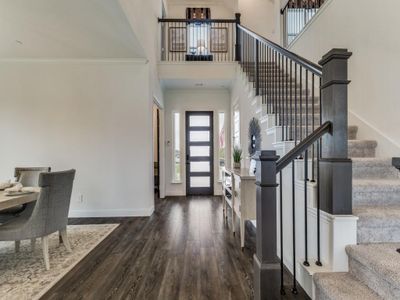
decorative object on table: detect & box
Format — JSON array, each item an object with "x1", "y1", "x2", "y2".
[
  {"x1": 0, "y1": 180, "x2": 12, "y2": 190},
  {"x1": 0, "y1": 167, "x2": 51, "y2": 224},
  {"x1": 248, "y1": 117, "x2": 261, "y2": 158},
  {"x1": 233, "y1": 146, "x2": 242, "y2": 169},
  {"x1": 169, "y1": 27, "x2": 187, "y2": 52},
  {"x1": 0, "y1": 224, "x2": 118, "y2": 300},
  {"x1": 210, "y1": 27, "x2": 228, "y2": 53}
]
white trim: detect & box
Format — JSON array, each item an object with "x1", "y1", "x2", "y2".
[
  {"x1": 0, "y1": 58, "x2": 149, "y2": 64},
  {"x1": 69, "y1": 206, "x2": 154, "y2": 218},
  {"x1": 287, "y1": 0, "x2": 334, "y2": 49}
]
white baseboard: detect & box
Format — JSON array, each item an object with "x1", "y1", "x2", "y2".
[{"x1": 69, "y1": 206, "x2": 154, "y2": 218}]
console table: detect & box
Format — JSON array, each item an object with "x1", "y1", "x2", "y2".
[{"x1": 222, "y1": 167, "x2": 256, "y2": 249}]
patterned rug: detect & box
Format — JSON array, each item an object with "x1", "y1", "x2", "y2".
[{"x1": 0, "y1": 224, "x2": 119, "y2": 300}]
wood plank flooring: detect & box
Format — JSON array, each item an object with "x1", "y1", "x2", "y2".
[{"x1": 41, "y1": 196, "x2": 309, "y2": 300}]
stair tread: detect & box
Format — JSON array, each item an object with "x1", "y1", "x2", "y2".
[
  {"x1": 353, "y1": 178, "x2": 400, "y2": 187},
  {"x1": 348, "y1": 140, "x2": 378, "y2": 146},
  {"x1": 346, "y1": 243, "x2": 400, "y2": 290},
  {"x1": 314, "y1": 272, "x2": 381, "y2": 300},
  {"x1": 354, "y1": 205, "x2": 400, "y2": 226},
  {"x1": 352, "y1": 157, "x2": 393, "y2": 165}
]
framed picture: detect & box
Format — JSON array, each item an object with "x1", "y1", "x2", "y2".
[
  {"x1": 169, "y1": 27, "x2": 187, "y2": 52},
  {"x1": 210, "y1": 27, "x2": 228, "y2": 53}
]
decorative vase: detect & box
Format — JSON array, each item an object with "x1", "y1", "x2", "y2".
[{"x1": 233, "y1": 162, "x2": 241, "y2": 169}]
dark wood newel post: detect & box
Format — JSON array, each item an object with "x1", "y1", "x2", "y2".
[
  {"x1": 235, "y1": 13, "x2": 241, "y2": 62},
  {"x1": 254, "y1": 150, "x2": 280, "y2": 300},
  {"x1": 319, "y1": 48, "x2": 353, "y2": 215}
]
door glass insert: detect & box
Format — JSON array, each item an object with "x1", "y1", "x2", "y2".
[
  {"x1": 190, "y1": 146, "x2": 210, "y2": 157},
  {"x1": 190, "y1": 176, "x2": 210, "y2": 188},
  {"x1": 190, "y1": 161, "x2": 210, "y2": 172},
  {"x1": 189, "y1": 131, "x2": 210, "y2": 142},
  {"x1": 189, "y1": 115, "x2": 210, "y2": 127}
]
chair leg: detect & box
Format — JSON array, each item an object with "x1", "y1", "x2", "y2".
[
  {"x1": 59, "y1": 229, "x2": 72, "y2": 253},
  {"x1": 31, "y1": 238, "x2": 36, "y2": 252},
  {"x1": 42, "y1": 236, "x2": 50, "y2": 270},
  {"x1": 15, "y1": 241, "x2": 20, "y2": 253}
]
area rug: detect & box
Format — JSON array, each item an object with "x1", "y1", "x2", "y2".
[{"x1": 0, "y1": 223, "x2": 119, "y2": 300}]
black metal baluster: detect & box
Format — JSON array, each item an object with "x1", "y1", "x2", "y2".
[
  {"x1": 300, "y1": 66, "x2": 303, "y2": 143},
  {"x1": 316, "y1": 139, "x2": 322, "y2": 267},
  {"x1": 303, "y1": 149, "x2": 309, "y2": 267},
  {"x1": 306, "y1": 70, "x2": 309, "y2": 139},
  {"x1": 281, "y1": 54, "x2": 285, "y2": 141},
  {"x1": 294, "y1": 64, "x2": 298, "y2": 145},
  {"x1": 273, "y1": 51, "x2": 276, "y2": 123},
  {"x1": 280, "y1": 171, "x2": 285, "y2": 295},
  {"x1": 285, "y1": 57, "x2": 289, "y2": 141},
  {"x1": 292, "y1": 160, "x2": 298, "y2": 295},
  {"x1": 290, "y1": 60, "x2": 293, "y2": 141},
  {"x1": 311, "y1": 74, "x2": 316, "y2": 182},
  {"x1": 280, "y1": 53, "x2": 283, "y2": 128}
]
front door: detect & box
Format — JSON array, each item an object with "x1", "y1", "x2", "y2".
[{"x1": 185, "y1": 111, "x2": 214, "y2": 195}]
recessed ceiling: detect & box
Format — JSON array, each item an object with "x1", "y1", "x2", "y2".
[{"x1": 0, "y1": 0, "x2": 145, "y2": 59}]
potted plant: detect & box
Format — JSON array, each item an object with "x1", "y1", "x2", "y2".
[{"x1": 233, "y1": 146, "x2": 242, "y2": 169}]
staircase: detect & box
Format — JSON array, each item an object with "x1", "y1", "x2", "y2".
[
  {"x1": 314, "y1": 125, "x2": 400, "y2": 299},
  {"x1": 236, "y1": 31, "x2": 400, "y2": 299}
]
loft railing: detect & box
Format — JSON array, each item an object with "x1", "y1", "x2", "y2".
[
  {"x1": 158, "y1": 14, "x2": 240, "y2": 62},
  {"x1": 281, "y1": 0, "x2": 326, "y2": 47},
  {"x1": 236, "y1": 25, "x2": 352, "y2": 299}
]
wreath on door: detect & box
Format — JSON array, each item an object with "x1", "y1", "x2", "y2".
[{"x1": 248, "y1": 117, "x2": 261, "y2": 157}]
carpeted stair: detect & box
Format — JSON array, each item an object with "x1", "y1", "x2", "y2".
[{"x1": 314, "y1": 125, "x2": 400, "y2": 299}]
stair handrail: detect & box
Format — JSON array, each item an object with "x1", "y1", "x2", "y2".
[
  {"x1": 276, "y1": 121, "x2": 331, "y2": 172},
  {"x1": 237, "y1": 24, "x2": 322, "y2": 76}
]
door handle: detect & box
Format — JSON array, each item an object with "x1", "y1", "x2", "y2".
[{"x1": 186, "y1": 154, "x2": 190, "y2": 164}]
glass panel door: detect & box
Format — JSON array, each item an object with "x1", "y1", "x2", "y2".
[{"x1": 186, "y1": 111, "x2": 214, "y2": 195}]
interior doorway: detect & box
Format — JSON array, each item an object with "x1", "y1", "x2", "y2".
[{"x1": 185, "y1": 111, "x2": 214, "y2": 195}]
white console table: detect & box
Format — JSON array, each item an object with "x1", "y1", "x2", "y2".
[{"x1": 222, "y1": 167, "x2": 256, "y2": 249}]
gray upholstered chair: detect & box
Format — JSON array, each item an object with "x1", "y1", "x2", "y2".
[
  {"x1": 0, "y1": 169, "x2": 76, "y2": 270},
  {"x1": 0, "y1": 167, "x2": 51, "y2": 223}
]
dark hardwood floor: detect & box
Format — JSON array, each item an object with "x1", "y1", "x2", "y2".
[{"x1": 41, "y1": 196, "x2": 309, "y2": 300}]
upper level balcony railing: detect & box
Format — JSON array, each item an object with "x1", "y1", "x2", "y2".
[
  {"x1": 158, "y1": 15, "x2": 240, "y2": 62},
  {"x1": 281, "y1": 0, "x2": 326, "y2": 47}
]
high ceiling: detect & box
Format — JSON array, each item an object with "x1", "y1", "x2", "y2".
[{"x1": 0, "y1": 0, "x2": 145, "y2": 59}]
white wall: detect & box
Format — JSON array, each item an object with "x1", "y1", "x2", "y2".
[
  {"x1": 119, "y1": 0, "x2": 164, "y2": 106},
  {"x1": 164, "y1": 88, "x2": 231, "y2": 196},
  {"x1": 288, "y1": 0, "x2": 400, "y2": 156},
  {"x1": 0, "y1": 60, "x2": 154, "y2": 217},
  {"x1": 238, "y1": 0, "x2": 281, "y2": 43},
  {"x1": 230, "y1": 66, "x2": 259, "y2": 168}
]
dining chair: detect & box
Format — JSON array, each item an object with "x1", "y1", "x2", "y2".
[
  {"x1": 0, "y1": 169, "x2": 76, "y2": 270},
  {"x1": 0, "y1": 167, "x2": 51, "y2": 223}
]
